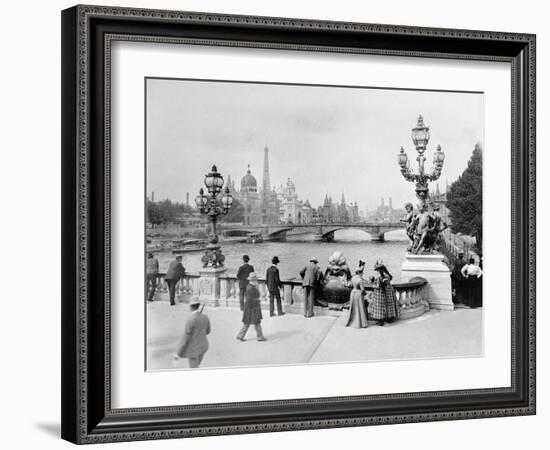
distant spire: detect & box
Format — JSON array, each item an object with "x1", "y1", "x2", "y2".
[
  {"x1": 226, "y1": 175, "x2": 233, "y2": 193},
  {"x1": 341, "y1": 192, "x2": 346, "y2": 205},
  {"x1": 435, "y1": 183, "x2": 441, "y2": 196},
  {"x1": 389, "y1": 197, "x2": 392, "y2": 208},
  {"x1": 262, "y1": 145, "x2": 271, "y2": 194},
  {"x1": 381, "y1": 197, "x2": 385, "y2": 207}
]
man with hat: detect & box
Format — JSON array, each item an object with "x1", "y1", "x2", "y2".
[
  {"x1": 266, "y1": 256, "x2": 284, "y2": 317},
  {"x1": 174, "y1": 297, "x2": 211, "y2": 368},
  {"x1": 146, "y1": 252, "x2": 159, "y2": 302},
  {"x1": 236, "y1": 255, "x2": 254, "y2": 311},
  {"x1": 236, "y1": 273, "x2": 267, "y2": 341},
  {"x1": 299, "y1": 257, "x2": 323, "y2": 318},
  {"x1": 164, "y1": 255, "x2": 186, "y2": 306}
]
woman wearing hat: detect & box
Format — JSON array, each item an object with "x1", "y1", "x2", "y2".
[
  {"x1": 370, "y1": 261, "x2": 399, "y2": 326},
  {"x1": 236, "y1": 273, "x2": 267, "y2": 342},
  {"x1": 346, "y1": 266, "x2": 368, "y2": 328}
]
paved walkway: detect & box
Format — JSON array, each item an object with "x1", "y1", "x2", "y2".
[{"x1": 146, "y1": 301, "x2": 482, "y2": 371}]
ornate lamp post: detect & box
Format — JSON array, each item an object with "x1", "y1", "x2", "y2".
[
  {"x1": 398, "y1": 115, "x2": 453, "y2": 311},
  {"x1": 195, "y1": 165, "x2": 233, "y2": 268},
  {"x1": 397, "y1": 114, "x2": 445, "y2": 207}
]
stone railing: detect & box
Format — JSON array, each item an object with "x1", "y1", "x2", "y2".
[
  {"x1": 148, "y1": 272, "x2": 201, "y2": 298},
  {"x1": 379, "y1": 277, "x2": 429, "y2": 319},
  {"x1": 148, "y1": 273, "x2": 429, "y2": 318},
  {"x1": 439, "y1": 229, "x2": 476, "y2": 263},
  {"x1": 148, "y1": 272, "x2": 304, "y2": 309}
]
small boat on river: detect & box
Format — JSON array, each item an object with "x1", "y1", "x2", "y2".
[
  {"x1": 171, "y1": 239, "x2": 207, "y2": 254},
  {"x1": 246, "y1": 233, "x2": 263, "y2": 244}
]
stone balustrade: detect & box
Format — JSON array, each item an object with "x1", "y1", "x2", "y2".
[
  {"x1": 148, "y1": 273, "x2": 429, "y2": 319},
  {"x1": 383, "y1": 277, "x2": 429, "y2": 319}
]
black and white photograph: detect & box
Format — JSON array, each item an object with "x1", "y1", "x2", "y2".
[{"x1": 145, "y1": 78, "x2": 484, "y2": 371}]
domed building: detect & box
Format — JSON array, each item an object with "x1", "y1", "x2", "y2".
[
  {"x1": 230, "y1": 147, "x2": 280, "y2": 226},
  {"x1": 240, "y1": 166, "x2": 258, "y2": 193}
]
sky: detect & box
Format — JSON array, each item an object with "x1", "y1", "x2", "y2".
[{"x1": 146, "y1": 78, "x2": 483, "y2": 211}]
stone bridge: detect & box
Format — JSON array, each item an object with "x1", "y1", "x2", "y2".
[{"x1": 220, "y1": 222, "x2": 405, "y2": 242}]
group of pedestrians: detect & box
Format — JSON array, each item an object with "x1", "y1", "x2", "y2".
[
  {"x1": 146, "y1": 252, "x2": 185, "y2": 306},
  {"x1": 345, "y1": 260, "x2": 399, "y2": 329},
  {"x1": 234, "y1": 254, "x2": 285, "y2": 342},
  {"x1": 153, "y1": 253, "x2": 401, "y2": 369}
]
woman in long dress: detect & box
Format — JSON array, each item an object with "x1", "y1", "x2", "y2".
[
  {"x1": 370, "y1": 261, "x2": 399, "y2": 326},
  {"x1": 346, "y1": 267, "x2": 368, "y2": 328},
  {"x1": 460, "y1": 258, "x2": 483, "y2": 308}
]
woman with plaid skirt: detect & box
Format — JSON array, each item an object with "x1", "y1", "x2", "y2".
[{"x1": 370, "y1": 261, "x2": 399, "y2": 326}]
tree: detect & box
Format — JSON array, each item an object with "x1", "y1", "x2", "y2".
[
  {"x1": 147, "y1": 200, "x2": 164, "y2": 227},
  {"x1": 147, "y1": 199, "x2": 197, "y2": 227},
  {"x1": 446, "y1": 143, "x2": 483, "y2": 255}
]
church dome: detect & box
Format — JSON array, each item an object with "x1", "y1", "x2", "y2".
[{"x1": 241, "y1": 166, "x2": 257, "y2": 192}]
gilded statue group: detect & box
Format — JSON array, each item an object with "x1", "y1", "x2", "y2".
[{"x1": 400, "y1": 201, "x2": 448, "y2": 254}]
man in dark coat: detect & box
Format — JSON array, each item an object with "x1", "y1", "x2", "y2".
[
  {"x1": 236, "y1": 255, "x2": 254, "y2": 311},
  {"x1": 146, "y1": 252, "x2": 159, "y2": 302},
  {"x1": 236, "y1": 273, "x2": 267, "y2": 341},
  {"x1": 266, "y1": 256, "x2": 284, "y2": 317},
  {"x1": 164, "y1": 255, "x2": 185, "y2": 306},
  {"x1": 299, "y1": 257, "x2": 323, "y2": 318},
  {"x1": 451, "y1": 252, "x2": 466, "y2": 305},
  {"x1": 174, "y1": 298, "x2": 211, "y2": 368}
]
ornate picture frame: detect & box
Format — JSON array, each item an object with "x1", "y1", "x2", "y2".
[{"x1": 61, "y1": 5, "x2": 535, "y2": 444}]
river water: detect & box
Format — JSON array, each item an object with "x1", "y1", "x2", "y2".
[{"x1": 154, "y1": 229, "x2": 410, "y2": 282}]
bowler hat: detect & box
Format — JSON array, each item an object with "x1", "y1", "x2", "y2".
[
  {"x1": 242, "y1": 254, "x2": 250, "y2": 262},
  {"x1": 272, "y1": 256, "x2": 280, "y2": 264},
  {"x1": 189, "y1": 297, "x2": 201, "y2": 307}
]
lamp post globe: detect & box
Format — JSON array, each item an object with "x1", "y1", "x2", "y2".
[
  {"x1": 398, "y1": 146, "x2": 409, "y2": 169},
  {"x1": 434, "y1": 144, "x2": 445, "y2": 165},
  {"x1": 221, "y1": 187, "x2": 233, "y2": 211},
  {"x1": 195, "y1": 187, "x2": 208, "y2": 210},
  {"x1": 204, "y1": 165, "x2": 224, "y2": 196},
  {"x1": 411, "y1": 114, "x2": 430, "y2": 152}
]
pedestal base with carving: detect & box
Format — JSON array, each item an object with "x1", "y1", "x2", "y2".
[
  {"x1": 198, "y1": 267, "x2": 228, "y2": 307},
  {"x1": 401, "y1": 254, "x2": 453, "y2": 311}
]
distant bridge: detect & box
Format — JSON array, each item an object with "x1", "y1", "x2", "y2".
[{"x1": 220, "y1": 222, "x2": 405, "y2": 242}]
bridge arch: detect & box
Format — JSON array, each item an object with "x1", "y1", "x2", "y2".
[
  {"x1": 221, "y1": 229, "x2": 254, "y2": 238},
  {"x1": 317, "y1": 227, "x2": 393, "y2": 242},
  {"x1": 267, "y1": 227, "x2": 294, "y2": 238}
]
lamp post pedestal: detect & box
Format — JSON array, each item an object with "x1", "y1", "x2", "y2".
[
  {"x1": 198, "y1": 266, "x2": 228, "y2": 307},
  {"x1": 401, "y1": 254, "x2": 453, "y2": 311}
]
